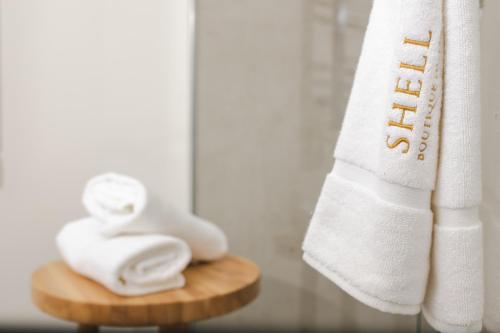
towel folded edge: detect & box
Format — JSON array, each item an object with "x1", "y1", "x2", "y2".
[
  {"x1": 302, "y1": 168, "x2": 433, "y2": 315},
  {"x1": 422, "y1": 223, "x2": 484, "y2": 333},
  {"x1": 303, "y1": 252, "x2": 421, "y2": 315},
  {"x1": 422, "y1": 306, "x2": 482, "y2": 333}
]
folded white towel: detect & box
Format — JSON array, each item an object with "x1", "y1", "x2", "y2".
[
  {"x1": 102, "y1": 196, "x2": 228, "y2": 262},
  {"x1": 83, "y1": 173, "x2": 147, "y2": 230},
  {"x1": 422, "y1": 1, "x2": 483, "y2": 332},
  {"x1": 56, "y1": 218, "x2": 191, "y2": 296},
  {"x1": 303, "y1": 0, "x2": 443, "y2": 315},
  {"x1": 83, "y1": 173, "x2": 228, "y2": 262}
]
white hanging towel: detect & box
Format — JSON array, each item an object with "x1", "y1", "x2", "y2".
[
  {"x1": 57, "y1": 218, "x2": 191, "y2": 296},
  {"x1": 303, "y1": 0, "x2": 483, "y2": 331},
  {"x1": 303, "y1": 0, "x2": 443, "y2": 315},
  {"x1": 422, "y1": 0, "x2": 483, "y2": 331},
  {"x1": 84, "y1": 173, "x2": 228, "y2": 262}
]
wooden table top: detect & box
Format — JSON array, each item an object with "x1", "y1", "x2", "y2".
[{"x1": 32, "y1": 255, "x2": 261, "y2": 327}]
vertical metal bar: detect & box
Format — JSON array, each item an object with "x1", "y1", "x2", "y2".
[
  {"x1": 188, "y1": 0, "x2": 197, "y2": 214},
  {"x1": 416, "y1": 312, "x2": 422, "y2": 333}
]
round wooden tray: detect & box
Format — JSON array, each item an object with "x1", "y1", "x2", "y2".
[{"x1": 32, "y1": 255, "x2": 260, "y2": 328}]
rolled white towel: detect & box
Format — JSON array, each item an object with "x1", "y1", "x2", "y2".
[
  {"x1": 56, "y1": 217, "x2": 191, "y2": 296},
  {"x1": 82, "y1": 173, "x2": 147, "y2": 229},
  {"x1": 102, "y1": 196, "x2": 228, "y2": 262},
  {"x1": 83, "y1": 173, "x2": 228, "y2": 262}
]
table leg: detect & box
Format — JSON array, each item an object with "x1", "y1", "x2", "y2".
[
  {"x1": 77, "y1": 324, "x2": 99, "y2": 333},
  {"x1": 158, "y1": 323, "x2": 189, "y2": 333}
]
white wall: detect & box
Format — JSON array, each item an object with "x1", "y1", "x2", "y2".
[{"x1": 0, "y1": 0, "x2": 192, "y2": 326}]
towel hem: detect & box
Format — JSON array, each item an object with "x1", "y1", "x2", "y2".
[
  {"x1": 422, "y1": 223, "x2": 483, "y2": 332},
  {"x1": 303, "y1": 252, "x2": 420, "y2": 315},
  {"x1": 422, "y1": 306, "x2": 482, "y2": 333}
]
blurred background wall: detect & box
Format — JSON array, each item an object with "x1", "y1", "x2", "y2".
[
  {"x1": 0, "y1": 0, "x2": 192, "y2": 327},
  {"x1": 194, "y1": 0, "x2": 500, "y2": 332}
]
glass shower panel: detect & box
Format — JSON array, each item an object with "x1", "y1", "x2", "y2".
[{"x1": 194, "y1": 0, "x2": 417, "y2": 331}]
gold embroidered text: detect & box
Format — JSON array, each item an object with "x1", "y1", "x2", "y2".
[{"x1": 386, "y1": 31, "x2": 432, "y2": 154}]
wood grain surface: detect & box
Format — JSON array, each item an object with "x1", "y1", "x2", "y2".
[{"x1": 32, "y1": 255, "x2": 260, "y2": 326}]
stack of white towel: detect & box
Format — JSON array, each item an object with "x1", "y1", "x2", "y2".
[
  {"x1": 57, "y1": 173, "x2": 228, "y2": 296},
  {"x1": 303, "y1": 0, "x2": 487, "y2": 332}
]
